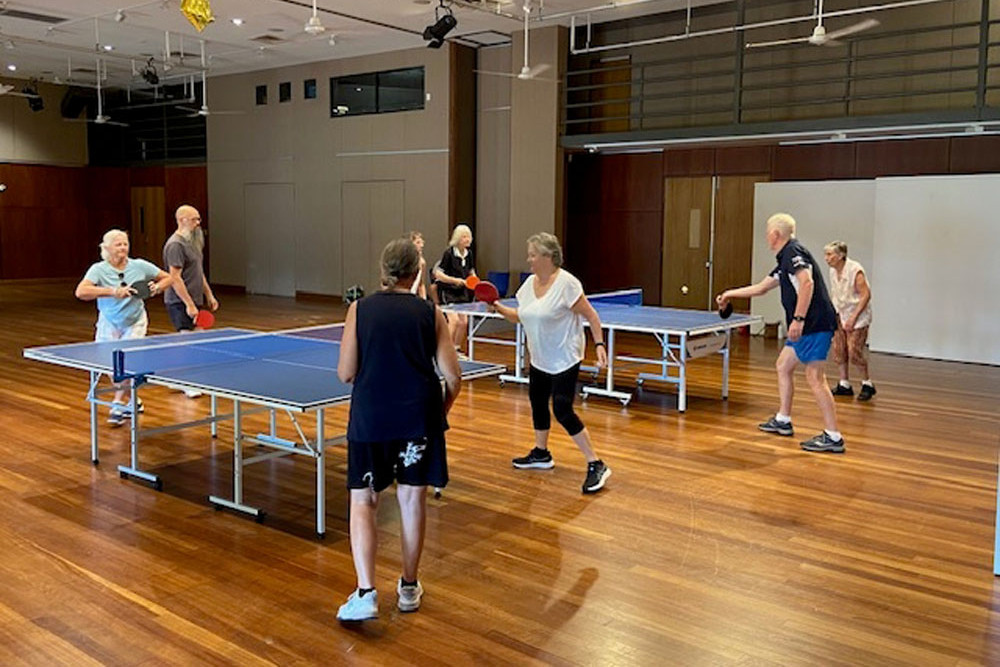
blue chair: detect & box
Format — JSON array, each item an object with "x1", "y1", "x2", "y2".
[
  {"x1": 520, "y1": 271, "x2": 532, "y2": 288},
  {"x1": 487, "y1": 271, "x2": 509, "y2": 298}
]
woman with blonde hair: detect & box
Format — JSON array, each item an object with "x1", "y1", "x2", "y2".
[
  {"x1": 75, "y1": 229, "x2": 172, "y2": 425},
  {"x1": 433, "y1": 223, "x2": 477, "y2": 354}
]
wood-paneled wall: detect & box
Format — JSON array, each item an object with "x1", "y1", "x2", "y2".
[
  {"x1": 566, "y1": 135, "x2": 1000, "y2": 301},
  {"x1": 0, "y1": 164, "x2": 206, "y2": 280}
]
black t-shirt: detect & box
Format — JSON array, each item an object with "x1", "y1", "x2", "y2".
[
  {"x1": 436, "y1": 247, "x2": 475, "y2": 304},
  {"x1": 769, "y1": 239, "x2": 838, "y2": 334},
  {"x1": 346, "y1": 291, "x2": 446, "y2": 443}
]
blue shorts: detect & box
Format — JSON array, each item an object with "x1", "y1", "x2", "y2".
[{"x1": 785, "y1": 330, "x2": 834, "y2": 364}]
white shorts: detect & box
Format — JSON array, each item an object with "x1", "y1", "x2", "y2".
[{"x1": 95, "y1": 311, "x2": 148, "y2": 342}]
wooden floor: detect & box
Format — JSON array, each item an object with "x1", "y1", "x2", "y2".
[{"x1": 3, "y1": 280, "x2": 999, "y2": 666}]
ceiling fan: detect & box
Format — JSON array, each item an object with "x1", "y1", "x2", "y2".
[
  {"x1": 305, "y1": 0, "x2": 326, "y2": 35},
  {"x1": 0, "y1": 82, "x2": 40, "y2": 99},
  {"x1": 65, "y1": 58, "x2": 128, "y2": 127},
  {"x1": 179, "y1": 42, "x2": 243, "y2": 117},
  {"x1": 746, "y1": 0, "x2": 879, "y2": 49},
  {"x1": 476, "y1": 1, "x2": 557, "y2": 82}
]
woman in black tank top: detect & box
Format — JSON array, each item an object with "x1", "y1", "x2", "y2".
[{"x1": 335, "y1": 237, "x2": 462, "y2": 622}]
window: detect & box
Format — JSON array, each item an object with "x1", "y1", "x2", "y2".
[
  {"x1": 330, "y1": 67, "x2": 424, "y2": 117},
  {"x1": 279, "y1": 81, "x2": 291, "y2": 103},
  {"x1": 255, "y1": 84, "x2": 267, "y2": 105},
  {"x1": 304, "y1": 78, "x2": 317, "y2": 100}
]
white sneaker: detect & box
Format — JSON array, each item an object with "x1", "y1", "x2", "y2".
[
  {"x1": 397, "y1": 579, "x2": 423, "y2": 612},
  {"x1": 184, "y1": 389, "x2": 202, "y2": 399},
  {"x1": 337, "y1": 589, "x2": 378, "y2": 622},
  {"x1": 107, "y1": 402, "x2": 128, "y2": 426}
]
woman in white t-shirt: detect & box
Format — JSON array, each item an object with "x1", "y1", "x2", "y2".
[
  {"x1": 491, "y1": 233, "x2": 611, "y2": 494},
  {"x1": 823, "y1": 241, "x2": 876, "y2": 401},
  {"x1": 75, "y1": 229, "x2": 172, "y2": 425}
]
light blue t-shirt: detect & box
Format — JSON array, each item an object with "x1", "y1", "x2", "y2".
[{"x1": 83, "y1": 258, "x2": 160, "y2": 328}]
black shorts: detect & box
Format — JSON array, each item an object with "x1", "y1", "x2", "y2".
[
  {"x1": 166, "y1": 302, "x2": 195, "y2": 331},
  {"x1": 347, "y1": 434, "x2": 448, "y2": 492}
]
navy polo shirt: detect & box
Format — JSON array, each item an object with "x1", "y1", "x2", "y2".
[{"x1": 769, "y1": 238, "x2": 838, "y2": 334}]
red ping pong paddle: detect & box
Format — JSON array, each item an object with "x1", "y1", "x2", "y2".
[
  {"x1": 194, "y1": 309, "x2": 215, "y2": 329},
  {"x1": 473, "y1": 281, "x2": 500, "y2": 304},
  {"x1": 464, "y1": 275, "x2": 480, "y2": 290}
]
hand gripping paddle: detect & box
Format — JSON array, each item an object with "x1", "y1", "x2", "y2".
[
  {"x1": 718, "y1": 302, "x2": 733, "y2": 319},
  {"x1": 130, "y1": 280, "x2": 152, "y2": 300},
  {"x1": 464, "y1": 275, "x2": 480, "y2": 290},
  {"x1": 473, "y1": 281, "x2": 500, "y2": 304},
  {"x1": 194, "y1": 309, "x2": 215, "y2": 329}
]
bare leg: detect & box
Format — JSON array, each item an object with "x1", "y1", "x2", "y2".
[
  {"x1": 838, "y1": 361, "x2": 850, "y2": 383},
  {"x1": 396, "y1": 485, "x2": 427, "y2": 582},
  {"x1": 775, "y1": 346, "x2": 799, "y2": 416},
  {"x1": 805, "y1": 361, "x2": 839, "y2": 432},
  {"x1": 348, "y1": 487, "x2": 380, "y2": 589},
  {"x1": 570, "y1": 427, "x2": 598, "y2": 463}
]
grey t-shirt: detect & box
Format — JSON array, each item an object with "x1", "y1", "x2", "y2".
[{"x1": 162, "y1": 233, "x2": 205, "y2": 306}]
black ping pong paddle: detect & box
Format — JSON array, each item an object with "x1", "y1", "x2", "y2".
[
  {"x1": 130, "y1": 280, "x2": 152, "y2": 300},
  {"x1": 719, "y1": 302, "x2": 733, "y2": 319}
]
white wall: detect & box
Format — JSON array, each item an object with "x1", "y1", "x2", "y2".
[
  {"x1": 753, "y1": 175, "x2": 1000, "y2": 365},
  {"x1": 206, "y1": 46, "x2": 453, "y2": 297}
]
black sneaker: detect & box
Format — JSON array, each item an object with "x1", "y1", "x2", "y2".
[
  {"x1": 857, "y1": 383, "x2": 877, "y2": 402},
  {"x1": 758, "y1": 416, "x2": 794, "y2": 436},
  {"x1": 512, "y1": 447, "x2": 554, "y2": 469},
  {"x1": 582, "y1": 460, "x2": 611, "y2": 494},
  {"x1": 831, "y1": 384, "x2": 854, "y2": 397},
  {"x1": 800, "y1": 432, "x2": 846, "y2": 453}
]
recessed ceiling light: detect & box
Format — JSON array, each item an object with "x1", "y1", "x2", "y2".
[
  {"x1": 102, "y1": 44, "x2": 114, "y2": 51},
  {"x1": 6, "y1": 64, "x2": 16, "y2": 71},
  {"x1": 232, "y1": 18, "x2": 244, "y2": 26}
]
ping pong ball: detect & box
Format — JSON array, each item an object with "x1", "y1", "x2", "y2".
[{"x1": 681, "y1": 285, "x2": 689, "y2": 294}]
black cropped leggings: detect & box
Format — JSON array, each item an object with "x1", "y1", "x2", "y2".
[{"x1": 528, "y1": 363, "x2": 584, "y2": 437}]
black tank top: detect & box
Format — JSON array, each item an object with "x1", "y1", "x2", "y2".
[{"x1": 346, "y1": 291, "x2": 446, "y2": 442}]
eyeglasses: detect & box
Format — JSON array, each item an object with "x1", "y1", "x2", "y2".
[{"x1": 118, "y1": 271, "x2": 126, "y2": 287}]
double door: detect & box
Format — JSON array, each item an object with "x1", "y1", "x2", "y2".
[{"x1": 661, "y1": 174, "x2": 768, "y2": 311}]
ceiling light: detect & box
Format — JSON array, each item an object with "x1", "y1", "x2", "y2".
[
  {"x1": 423, "y1": 1, "x2": 457, "y2": 49},
  {"x1": 231, "y1": 18, "x2": 244, "y2": 26},
  {"x1": 102, "y1": 44, "x2": 114, "y2": 52},
  {"x1": 114, "y1": 9, "x2": 125, "y2": 22},
  {"x1": 328, "y1": 34, "x2": 337, "y2": 46},
  {"x1": 6, "y1": 64, "x2": 15, "y2": 72}
]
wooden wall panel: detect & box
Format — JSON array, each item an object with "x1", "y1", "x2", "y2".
[
  {"x1": 715, "y1": 146, "x2": 774, "y2": 175},
  {"x1": 949, "y1": 136, "x2": 1000, "y2": 174},
  {"x1": 772, "y1": 144, "x2": 857, "y2": 180},
  {"x1": 855, "y1": 138, "x2": 951, "y2": 178},
  {"x1": 663, "y1": 148, "x2": 714, "y2": 176},
  {"x1": 599, "y1": 153, "x2": 663, "y2": 211}
]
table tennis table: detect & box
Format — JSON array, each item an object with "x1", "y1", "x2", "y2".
[
  {"x1": 442, "y1": 288, "x2": 762, "y2": 410},
  {"x1": 23, "y1": 324, "x2": 504, "y2": 536}
]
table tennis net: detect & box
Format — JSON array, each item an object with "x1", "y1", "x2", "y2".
[{"x1": 112, "y1": 325, "x2": 344, "y2": 382}]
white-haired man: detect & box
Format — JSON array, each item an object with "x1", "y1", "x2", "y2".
[{"x1": 717, "y1": 213, "x2": 845, "y2": 453}]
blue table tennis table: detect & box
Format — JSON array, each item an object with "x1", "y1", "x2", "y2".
[
  {"x1": 23, "y1": 324, "x2": 503, "y2": 536},
  {"x1": 442, "y1": 289, "x2": 762, "y2": 410}
]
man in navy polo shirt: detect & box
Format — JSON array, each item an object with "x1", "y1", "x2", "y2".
[{"x1": 717, "y1": 213, "x2": 845, "y2": 454}]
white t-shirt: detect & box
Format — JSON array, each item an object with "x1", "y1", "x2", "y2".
[
  {"x1": 516, "y1": 269, "x2": 585, "y2": 375},
  {"x1": 828, "y1": 258, "x2": 872, "y2": 329}
]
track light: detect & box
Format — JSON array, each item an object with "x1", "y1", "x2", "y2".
[
  {"x1": 141, "y1": 57, "x2": 159, "y2": 85},
  {"x1": 22, "y1": 83, "x2": 42, "y2": 112},
  {"x1": 423, "y1": 0, "x2": 456, "y2": 49},
  {"x1": 114, "y1": 9, "x2": 125, "y2": 22}
]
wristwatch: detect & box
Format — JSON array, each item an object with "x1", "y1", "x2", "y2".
[{"x1": 792, "y1": 315, "x2": 805, "y2": 322}]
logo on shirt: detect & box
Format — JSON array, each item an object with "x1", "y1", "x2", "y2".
[{"x1": 400, "y1": 439, "x2": 427, "y2": 468}]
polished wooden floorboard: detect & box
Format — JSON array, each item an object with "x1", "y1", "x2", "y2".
[{"x1": 2, "y1": 280, "x2": 999, "y2": 665}]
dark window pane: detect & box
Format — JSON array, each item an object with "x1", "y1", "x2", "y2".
[
  {"x1": 378, "y1": 67, "x2": 424, "y2": 112},
  {"x1": 331, "y1": 73, "x2": 376, "y2": 116},
  {"x1": 279, "y1": 81, "x2": 291, "y2": 103},
  {"x1": 304, "y1": 78, "x2": 317, "y2": 100},
  {"x1": 255, "y1": 85, "x2": 267, "y2": 105}
]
